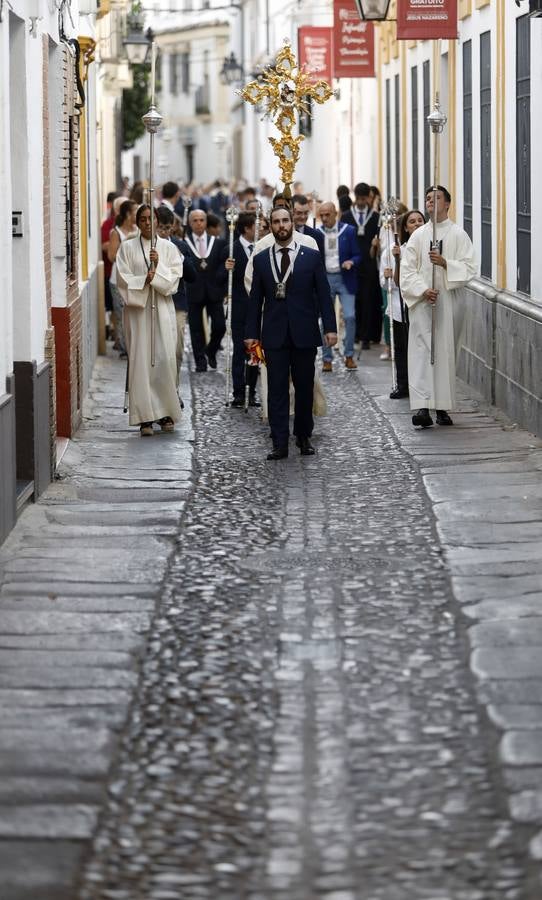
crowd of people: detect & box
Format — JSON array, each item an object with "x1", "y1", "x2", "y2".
[{"x1": 100, "y1": 176, "x2": 477, "y2": 456}]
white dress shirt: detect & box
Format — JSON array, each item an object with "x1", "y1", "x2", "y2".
[{"x1": 323, "y1": 226, "x2": 340, "y2": 273}]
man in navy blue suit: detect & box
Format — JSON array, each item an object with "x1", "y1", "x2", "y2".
[
  {"x1": 183, "y1": 210, "x2": 227, "y2": 372},
  {"x1": 245, "y1": 206, "x2": 337, "y2": 461},
  {"x1": 219, "y1": 212, "x2": 259, "y2": 408},
  {"x1": 318, "y1": 201, "x2": 361, "y2": 372},
  {"x1": 292, "y1": 195, "x2": 325, "y2": 262}
]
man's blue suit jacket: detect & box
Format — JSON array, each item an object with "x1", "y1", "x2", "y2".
[
  {"x1": 246, "y1": 245, "x2": 336, "y2": 350},
  {"x1": 317, "y1": 222, "x2": 362, "y2": 296}
]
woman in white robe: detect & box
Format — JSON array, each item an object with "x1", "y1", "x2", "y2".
[
  {"x1": 116, "y1": 205, "x2": 183, "y2": 433},
  {"x1": 400, "y1": 187, "x2": 478, "y2": 425}
]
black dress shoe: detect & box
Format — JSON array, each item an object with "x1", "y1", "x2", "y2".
[
  {"x1": 248, "y1": 394, "x2": 261, "y2": 408},
  {"x1": 412, "y1": 408, "x2": 433, "y2": 428},
  {"x1": 389, "y1": 387, "x2": 409, "y2": 399},
  {"x1": 230, "y1": 396, "x2": 244, "y2": 408},
  {"x1": 206, "y1": 351, "x2": 217, "y2": 369},
  {"x1": 436, "y1": 410, "x2": 454, "y2": 426},
  {"x1": 296, "y1": 437, "x2": 315, "y2": 456},
  {"x1": 195, "y1": 363, "x2": 207, "y2": 373},
  {"x1": 267, "y1": 447, "x2": 288, "y2": 460},
  {"x1": 361, "y1": 341, "x2": 371, "y2": 350}
]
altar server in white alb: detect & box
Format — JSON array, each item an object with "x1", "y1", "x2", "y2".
[
  {"x1": 116, "y1": 204, "x2": 183, "y2": 436},
  {"x1": 400, "y1": 186, "x2": 478, "y2": 428}
]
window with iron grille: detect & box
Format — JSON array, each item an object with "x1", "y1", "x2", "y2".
[
  {"x1": 516, "y1": 14, "x2": 531, "y2": 294},
  {"x1": 411, "y1": 66, "x2": 418, "y2": 210},
  {"x1": 423, "y1": 60, "x2": 430, "y2": 194},
  {"x1": 480, "y1": 31, "x2": 492, "y2": 278},
  {"x1": 385, "y1": 78, "x2": 391, "y2": 195},
  {"x1": 169, "y1": 52, "x2": 178, "y2": 95},
  {"x1": 181, "y1": 52, "x2": 190, "y2": 93},
  {"x1": 394, "y1": 74, "x2": 400, "y2": 198},
  {"x1": 463, "y1": 40, "x2": 473, "y2": 238}
]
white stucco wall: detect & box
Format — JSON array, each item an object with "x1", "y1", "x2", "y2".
[
  {"x1": 0, "y1": 18, "x2": 13, "y2": 391},
  {"x1": 374, "y1": 1, "x2": 542, "y2": 308},
  {"x1": 232, "y1": 0, "x2": 378, "y2": 195}
]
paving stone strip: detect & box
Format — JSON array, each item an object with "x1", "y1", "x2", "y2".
[
  {"x1": 361, "y1": 353, "x2": 542, "y2": 871},
  {"x1": 76, "y1": 350, "x2": 541, "y2": 899},
  {"x1": 0, "y1": 355, "x2": 195, "y2": 900}
]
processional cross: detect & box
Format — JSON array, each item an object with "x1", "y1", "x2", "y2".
[{"x1": 239, "y1": 41, "x2": 334, "y2": 196}]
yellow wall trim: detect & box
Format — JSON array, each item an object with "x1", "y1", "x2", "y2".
[
  {"x1": 459, "y1": 0, "x2": 472, "y2": 18},
  {"x1": 475, "y1": 0, "x2": 490, "y2": 8},
  {"x1": 78, "y1": 36, "x2": 96, "y2": 283},
  {"x1": 380, "y1": 21, "x2": 391, "y2": 65}
]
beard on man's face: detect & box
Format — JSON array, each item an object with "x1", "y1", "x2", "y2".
[{"x1": 272, "y1": 221, "x2": 294, "y2": 242}]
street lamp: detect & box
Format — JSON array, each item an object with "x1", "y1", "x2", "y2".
[
  {"x1": 219, "y1": 52, "x2": 244, "y2": 85},
  {"x1": 124, "y1": 18, "x2": 153, "y2": 65},
  {"x1": 354, "y1": 0, "x2": 391, "y2": 20}
]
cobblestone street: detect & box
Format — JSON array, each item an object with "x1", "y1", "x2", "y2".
[{"x1": 72, "y1": 353, "x2": 541, "y2": 900}]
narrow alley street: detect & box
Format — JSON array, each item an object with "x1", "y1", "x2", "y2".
[{"x1": 1, "y1": 351, "x2": 541, "y2": 899}]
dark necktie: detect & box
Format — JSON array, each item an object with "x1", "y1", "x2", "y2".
[
  {"x1": 280, "y1": 247, "x2": 290, "y2": 279},
  {"x1": 248, "y1": 243, "x2": 254, "y2": 255}
]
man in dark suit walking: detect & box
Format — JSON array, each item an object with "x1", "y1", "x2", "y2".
[
  {"x1": 245, "y1": 207, "x2": 337, "y2": 461},
  {"x1": 292, "y1": 194, "x2": 325, "y2": 261},
  {"x1": 183, "y1": 210, "x2": 227, "y2": 372},
  {"x1": 220, "y1": 212, "x2": 259, "y2": 407},
  {"x1": 341, "y1": 181, "x2": 382, "y2": 348}
]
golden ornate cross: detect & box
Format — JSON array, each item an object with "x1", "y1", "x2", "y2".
[{"x1": 239, "y1": 41, "x2": 334, "y2": 195}]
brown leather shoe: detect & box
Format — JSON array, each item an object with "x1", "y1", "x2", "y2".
[
  {"x1": 345, "y1": 356, "x2": 358, "y2": 370},
  {"x1": 322, "y1": 361, "x2": 333, "y2": 373},
  {"x1": 159, "y1": 416, "x2": 175, "y2": 433}
]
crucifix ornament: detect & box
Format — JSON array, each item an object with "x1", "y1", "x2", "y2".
[{"x1": 239, "y1": 41, "x2": 334, "y2": 195}]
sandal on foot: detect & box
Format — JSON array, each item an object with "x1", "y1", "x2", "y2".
[{"x1": 140, "y1": 422, "x2": 154, "y2": 436}]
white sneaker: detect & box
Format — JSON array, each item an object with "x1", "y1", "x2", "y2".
[{"x1": 380, "y1": 350, "x2": 391, "y2": 360}]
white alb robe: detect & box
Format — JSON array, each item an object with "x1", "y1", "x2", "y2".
[
  {"x1": 116, "y1": 235, "x2": 183, "y2": 426},
  {"x1": 400, "y1": 219, "x2": 477, "y2": 411}
]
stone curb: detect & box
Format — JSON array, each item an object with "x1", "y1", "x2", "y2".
[
  {"x1": 0, "y1": 353, "x2": 195, "y2": 899},
  {"x1": 359, "y1": 345, "x2": 542, "y2": 865}
]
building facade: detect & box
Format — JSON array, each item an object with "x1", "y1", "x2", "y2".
[
  {"x1": 0, "y1": 0, "x2": 102, "y2": 543},
  {"x1": 226, "y1": 0, "x2": 379, "y2": 197},
  {"x1": 375, "y1": 0, "x2": 542, "y2": 436},
  {"x1": 121, "y1": 8, "x2": 233, "y2": 187}
]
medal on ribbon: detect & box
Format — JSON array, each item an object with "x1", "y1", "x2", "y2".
[
  {"x1": 186, "y1": 234, "x2": 215, "y2": 270},
  {"x1": 269, "y1": 243, "x2": 299, "y2": 301}
]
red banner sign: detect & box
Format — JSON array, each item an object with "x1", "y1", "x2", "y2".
[
  {"x1": 298, "y1": 26, "x2": 334, "y2": 84},
  {"x1": 397, "y1": 0, "x2": 458, "y2": 41},
  {"x1": 333, "y1": 0, "x2": 375, "y2": 79}
]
